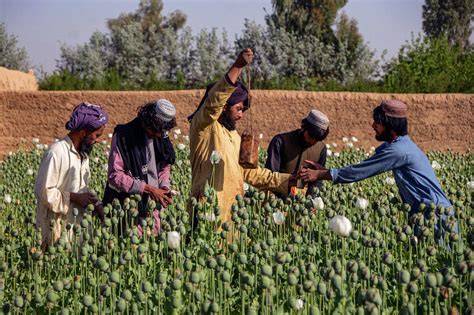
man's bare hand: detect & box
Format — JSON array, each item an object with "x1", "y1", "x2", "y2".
[
  {"x1": 233, "y1": 48, "x2": 254, "y2": 68},
  {"x1": 145, "y1": 185, "x2": 172, "y2": 207},
  {"x1": 303, "y1": 160, "x2": 325, "y2": 170},
  {"x1": 94, "y1": 204, "x2": 105, "y2": 223},
  {"x1": 70, "y1": 192, "x2": 98, "y2": 208}
]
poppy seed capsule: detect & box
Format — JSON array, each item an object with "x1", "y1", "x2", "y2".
[
  {"x1": 116, "y1": 298, "x2": 126, "y2": 312},
  {"x1": 158, "y1": 272, "x2": 168, "y2": 284},
  {"x1": 426, "y1": 273, "x2": 437, "y2": 288}
]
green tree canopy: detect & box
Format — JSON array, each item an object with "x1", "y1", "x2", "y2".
[{"x1": 0, "y1": 23, "x2": 30, "y2": 71}]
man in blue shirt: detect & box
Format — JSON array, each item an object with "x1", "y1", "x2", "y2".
[{"x1": 300, "y1": 100, "x2": 452, "y2": 213}]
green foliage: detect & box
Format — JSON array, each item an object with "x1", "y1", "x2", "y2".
[
  {"x1": 0, "y1": 23, "x2": 30, "y2": 71},
  {"x1": 383, "y1": 36, "x2": 474, "y2": 93},
  {"x1": 422, "y1": 0, "x2": 473, "y2": 50}
]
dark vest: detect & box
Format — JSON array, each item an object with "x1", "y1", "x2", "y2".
[
  {"x1": 102, "y1": 118, "x2": 175, "y2": 218},
  {"x1": 278, "y1": 129, "x2": 325, "y2": 174}
]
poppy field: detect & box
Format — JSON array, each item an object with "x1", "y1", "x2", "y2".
[{"x1": 0, "y1": 135, "x2": 472, "y2": 314}]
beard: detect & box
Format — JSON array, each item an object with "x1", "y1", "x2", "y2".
[
  {"x1": 375, "y1": 129, "x2": 392, "y2": 142},
  {"x1": 79, "y1": 137, "x2": 94, "y2": 157},
  {"x1": 219, "y1": 108, "x2": 237, "y2": 131}
]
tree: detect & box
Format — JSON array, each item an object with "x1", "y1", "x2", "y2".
[
  {"x1": 422, "y1": 0, "x2": 473, "y2": 49},
  {"x1": 269, "y1": 0, "x2": 347, "y2": 44},
  {"x1": 383, "y1": 35, "x2": 474, "y2": 93},
  {"x1": 0, "y1": 23, "x2": 30, "y2": 71}
]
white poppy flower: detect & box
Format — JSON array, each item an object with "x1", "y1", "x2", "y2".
[
  {"x1": 327, "y1": 149, "x2": 332, "y2": 157},
  {"x1": 26, "y1": 169, "x2": 34, "y2": 176},
  {"x1": 173, "y1": 134, "x2": 178, "y2": 140},
  {"x1": 177, "y1": 143, "x2": 186, "y2": 150},
  {"x1": 342, "y1": 137, "x2": 349, "y2": 143},
  {"x1": 332, "y1": 143, "x2": 338, "y2": 148},
  {"x1": 369, "y1": 146, "x2": 375, "y2": 152},
  {"x1": 204, "y1": 212, "x2": 216, "y2": 222},
  {"x1": 431, "y1": 161, "x2": 441, "y2": 170},
  {"x1": 346, "y1": 142, "x2": 353, "y2": 148},
  {"x1": 334, "y1": 152, "x2": 340, "y2": 157},
  {"x1": 44, "y1": 144, "x2": 48, "y2": 149},
  {"x1": 351, "y1": 136, "x2": 358, "y2": 143},
  {"x1": 36, "y1": 144, "x2": 44, "y2": 150},
  {"x1": 325, "y1": 144, "x2": 331, "y2": 149},
  {"x1": 388, "y1": 192, "x2": 395, "y2": 199},
  {"x1": 183, "y1": 135, "x2": 190, "y2": 143},
  {"x1": 259, "y1": 133, "x2": 263, "y2": 140},
  {"x1": 311, "y1": 197, "x2": 324, "y2": 210},
  {"x1": 355, "y1": 197, "x2": 369, "y2": 210},
  {"x1": 108, "y1": 133, "x2": 113, "y2": 139},
  {"x1": 243, "y1": 183, "x2": 249, "y2": 191},
  {"x1": 272, "y1": 211, "x2": 285, "y2": 225},
  {"x1": 385, "y1": 177, "x2": 396, "y2": 185},
  {"x1": 102, "y1": 164, "x2": 108, "y2": 171},
  {"x1": 167, "y1": 231, "x2": 180, "y2": 249},
  {"x1": 4, "y1": 194, "x2": 12, "y2": 204},
  {"x1": 105, "y1": 151, "x2": 110, "y2": 157},
  {"x1": 101, "y1": 140, "x2": 107, "y2": 145},
  {"x1": 295, "y1": 299, "x2": 304, "y2": 310},
  {"x1": 210, "y1": 150, "x2": 221, "y2": 165},
  {"x1": 468, "y1": 181, "x2": 474, "y2": 190},
  {"x1": 174, "y1": 129, "x2": 181, "y2": 135},
  {"x1": 32, "y1": 138, "x2": 40, "y2": 144},
  {"x1": 329, "y1": 215, "x2": 352, "y2": 237},
  {"x1": 170, "y1": 190, "x2": 180, "y2": 196},
  {"x1": 93, "y1": 157, "x2": 99, "y2": 163},
  {"x1": 8, "y1": 152, "x2": 13, "y2": 156},
  {"x1": 176, "y1": 160, "x2": 183, "y2": 167}
]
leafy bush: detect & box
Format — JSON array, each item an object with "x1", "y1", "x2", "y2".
[{"x1": 383, "y1": 36, "x2": 474, "y2": 93}]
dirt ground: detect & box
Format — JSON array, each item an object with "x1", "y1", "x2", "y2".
[{"x1": 0, "y1": 89, "x2": 472, "y2": 158}]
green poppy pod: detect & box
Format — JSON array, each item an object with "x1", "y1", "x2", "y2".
[
  {"x1": 14, "y1": 296, "x2": 24, "y2": 308},
  {"x1": 82, "y1": 295, "x2": 93, "y2": 307},
  {"x1": 400, "y1": 303, "x2": 415, "y2": 315},
  {"x1": 425, "y1": 273, "x2": 437, "y2": 288},
  {"x1": 317, "y1": 281, "x2": 327, "y2": 295},
  {"x1": 217, "y1": 255, "x2": 226, "y2": 267},
  {"x1": 47, "y1": 291, "x2": 59, "y2": 303},
  {"x1": 261, "y1": 265, "x2": 273, "y2": 277},
  {"x1": 194, "y1": 290, "x2": 202, "y2": 301},
  {"x1": 157, "y1": 272, "x2": 167, "y2": 285},
  {"x1": 399, "y1": 270, "x2": 410, "y2": 284},
  {"x1": 288, "y1": 273, "x2": 298, "y2": 286},
  {"x1": 53, "y1": 280, "x2": 63, "y2": 292},
  {"x1": 238, "y1": 254, "x2": 247, "y2": 264},
  {"x1": 184, "y1": 260, "x2": 193, "y2": 271},
  {"x1": 220, "y1": 271, "x2": 231, "y2": 282},
  {"x1": 260, "y1": 276, "x2": 271, "y2": 289},
  {"x1": 331, "y1": 275, "x2": 342, "y2": 291},
  {"x1": 190, "y1": 272, "x2": 200, "y2": 284},
  {"x1": 407, "y1": 282, "x2": 418, "y2": 294},
  {"x1": 172, "y1": 279, "x2": 182, "y2": 290},
  {"x1": 116, "y1": 298, "x2": 127, "y2": 312},
  {"x1": 142, "y1": 281, "x2": 153, "y2": 293},
  {"x1": 109, "y1": 271, "x2": 120, "y2": 284},
  {"x1": 99, "y1": 285, "x2": 111, "y2": 297}
]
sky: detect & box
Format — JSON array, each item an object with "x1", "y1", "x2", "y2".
[{"x1": 0, "y1": 0, "x2": 425, "y2": 73}]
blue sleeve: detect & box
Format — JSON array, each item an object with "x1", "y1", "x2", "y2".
[
  {"x1": 330, "y1": 146, "x2": 406, "y2": 184},
  {"x1": 265, "y1": 136, "x2": 283, "y2": 172}
]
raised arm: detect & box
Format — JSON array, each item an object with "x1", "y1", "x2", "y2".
[{"x1": 191, "y1": 49, "x2": 254, "y2": 131}]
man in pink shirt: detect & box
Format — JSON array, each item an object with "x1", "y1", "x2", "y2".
[{"x1": 103, "y1": 99, "x2": 177, "y2": 236}]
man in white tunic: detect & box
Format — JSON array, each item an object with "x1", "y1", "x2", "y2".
[{"x1": 35, "y1": 102, "x2": 108, "y2": 248}]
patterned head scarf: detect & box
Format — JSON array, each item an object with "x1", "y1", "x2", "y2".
[{"x1": 65, "y1": 102, "x2": 108, "y2": 131}]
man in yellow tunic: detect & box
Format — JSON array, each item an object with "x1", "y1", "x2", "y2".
[{"x1": 188, "y1": 48, "x2": 291, "y2": 224}]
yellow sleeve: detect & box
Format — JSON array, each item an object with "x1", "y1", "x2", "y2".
[
  {"x1": 243, "y1": 168, "x2": 291, "y2": 195},
  {"x1": 34, "y1": 150, "x2": 70, "y2": 215},
  {"x1": 192, "y1": 77, "x2": 236, "y2": 132}
]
